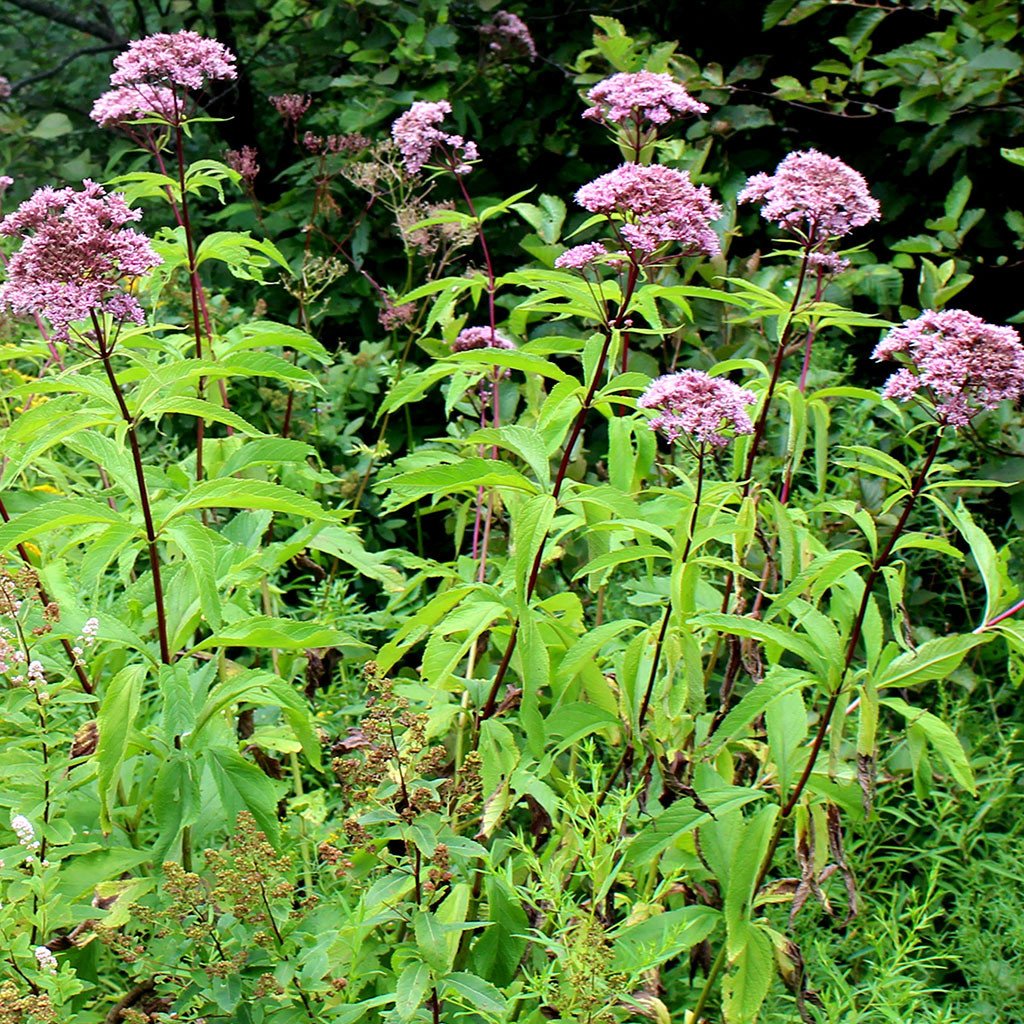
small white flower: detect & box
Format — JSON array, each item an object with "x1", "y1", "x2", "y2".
[
  {"x1": 34, "y1": 946, "x2": 57, "y2": 973},
  {"x1": 10, "y1": 814, "x2": 34, "y2": 847}
]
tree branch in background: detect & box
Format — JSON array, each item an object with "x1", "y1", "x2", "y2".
[
  {"x1": 9, "y1": 43, "x2": 122, "y2": 94},
  {"x1": 0, "y1": 0, "x2": 127, "y2": 42}
]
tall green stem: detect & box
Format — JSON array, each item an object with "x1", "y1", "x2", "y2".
[{"x1": 94, "y1": 315, "x2": 171, "y2": 665}]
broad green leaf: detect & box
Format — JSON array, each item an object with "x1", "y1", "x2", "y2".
[
  {"x1": 722, "y1": 922, "x2": 775, "y2": 1024},
  {"x1": 394, "y1": 962, "x2": 431, "y2": 1021},
  {"x1": 95, "y1": 665, "x2": 145, "y2": 832},
  {"x1": 207, "y1": 745, "x2": 283, "y2": 847}
]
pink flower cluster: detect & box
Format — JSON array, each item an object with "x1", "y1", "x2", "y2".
[
  {"x1": 0, "y1": 181, "x2": 162, "y2": 339},
  {"x1": 639, "y1": 370, "x2": 756, "y2": 447},
  {"x1": 480, "y1": 11, "x2": 537, "y2": 62},
  {"x1": 391, "y1": 101, "x2": 479, "y2": 176},
  {"x1": 451, "y1": 326, "x2": 516, "y2": 353},
  {"x1": 738, "y1": 149, "x2": 879, "y2": 244},
  {"x1": 583, "y1": 71, "x2": 708, "y2": 127},
  {"x1": 110, "y1": 30, "x2": 237, "y2": 91},
  {"x1": 575, "y1": 163, "x2": 721, "y2": 256},
  {"x1": 873, "y1": 309, "x2": 1024, "y2": 427},
  {"x1": 90, "y1": 83, "x2": 178, "y2": 128},
  {"x1": 270, "y1": 93, "x2": 312, "y2": 124},
  {"x1": 0, "y1": 176, "x2": 13, "y2": 196},
  {"x1": 0, "y1": 77, "x2": 10, "y2": 100},
  {"x1": 554, "y1": 242, "x2": 609, "y2": 270},
  {"x1": 226, "y1": 146, "x2": 260, "y2": 184}
]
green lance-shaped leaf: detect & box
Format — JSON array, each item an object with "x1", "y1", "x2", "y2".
[
  {"x1": 192, "y1": 616, "x2": 361, "y2": 655},
  {"x1": 0, "y1": 498, "x2": 126, "y2": 553},
  {"x1": 513, "y1": 494, "x2": 556, "y2": 607},
  {"x1": 881, "y1": 696, "x2": 976, "y2": 793},
  {"x1": 383, "y1": 457, "x2": 538, "y2": 513},
  {"x1": 222, "y1": 319, "x2": 331, "y2": 364},
  {"x1": 875, "y1": 633, "x2": 989, "y2": 690},
  {"x1": 705, "y1": 666, "x2": 812, "y2": 756},
  {"x1": 159, "y1": 477, "x2": 336, "y2": 528},
  {"x1": 444, "y1": 973, "x2": 507, "y2": 1017},
  {"x1": 95, "y1": 665, "x2": 146, "y2": 832}
]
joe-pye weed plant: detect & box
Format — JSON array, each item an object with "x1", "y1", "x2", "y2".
[{"x1": 0, "y1": 16, "x2": 1022, "y2": 1024}]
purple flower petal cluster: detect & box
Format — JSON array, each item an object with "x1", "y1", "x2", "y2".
[
  {"x1": 0, "y1": 180, "x2": 162, "y2": 340},
  {"x1": 638, "y1": 370, "x2": 756, "y2": 447},
  {"x1": 451, "y1": 326, "x2": 516, "y2": 353},
  {"x1": 738, "y1": 149, "x2": 879, "y2": 244},
  {"x1": 554, "y1": 242, "x2": 608, "y2": 270},
  {"x1": 583, "y1": 71, "x2": 708, "y2": 127},
  {"x1": 110, "y1": 30, "x2": 237, "y2": 91},
  {"x1": 575, "y1": 163, "x2": 721, "y2": 256},
  {"x1": 90, "y1": 84, "x2": 178, "y2": 128},
  {"x1": 480, "y1": 11, "x2": 537, "y2": 62},
  {"x1": 0, "y1": 176, "x2": 12, "y2": 196},
  {"x1": 872, "y1": 309, "x2": 1024, "y2": 428},
  {"x1": 270, "y1": 93, "x2": 312, "y2": 124},
  {"x1": 391, "y1": 101, "x2": 479, "y2": 176},
  {"x1": 226, "y1": 146, "x2": 260, "y2": 184}
]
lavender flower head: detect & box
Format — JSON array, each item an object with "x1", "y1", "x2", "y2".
[
  {"x1": 451, "y1": 326, "x2": 516, "y2": 353},
  {"x1": 583, "y1": 71, "x2": 708, "y2": 128},
  {"x1": 554, "y1": 242, "x2": 609, "y2": 270},
  {"x1": 738, "y1": 149, "x2": 879, "y2": 245},
  {"x1": 0, "y1": 180, "x2": 162, "y2": 340},
  {"x1": 90, "y1": 84, "x2": 179, "y2": 128},
  {"x1": 639, "y1": 370, "x2": 756, "y2": 447},
  {"x1": 391, "y1": 100, "x2": 479, "y2": 176},
  {"x1": 270, "y1": 93, "x2": 312, "y2": 124},
  {"x1": 575, "y1": 163, "x2": 721, "y2": 257},
  {"x1": 110, "y1": 30, "x2": 237, "y2": 91},
  {"x1": 480, "y1": 11, "x2": 537, "y2": 62},
  {"x1": 872, "y1": 309, "x2": 1024, "y2": 427}
]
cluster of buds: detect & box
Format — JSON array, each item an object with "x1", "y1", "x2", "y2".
[
  {"x1": 303, "y1": 131, "x2": 370, "y2": 155},
  {"x1": 71, "y1": 616, "x2": 99, "y2": 667},
  {"x1": 11, "y1": 813, "x2": 39, "y2": 851}
]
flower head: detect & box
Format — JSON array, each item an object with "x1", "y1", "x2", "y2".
[
  {"x1": 90, "y1": 84, "x2": 179, "y2": 128},
  {"x1": 225, "y1": 146, "x2": 260, "y2": 184},
  {"x1": 451, "y1": 326, "x2": 516, "y2": 353},
  {"x1": 0, "y1": 181, "x2": 161, "y2": 340},
  {"x1": 480, "y1": 11, "x2": 537, "y2": 62},
  {"x1": 270, "y1": 93, "x2": 311, "y2": 124},
  {"x1": 872, "y1": 309, "x2": 1024, "y2": 427},
  {"x1": 110, "y1": 30, "x2": 237, "y2": 91},
  {"x1": 0, "y1": 77, "x2": 11, "y2": 100},
  {"x1": 391, "y1": 100, "x2": 479, "y2": 176},
  {"x1": 0, "y1": 176, "x2": 12, "y2": 196},
  {"x1": 583, "y1": 71, "x2": 707, "y2": 128},
  {"x1": 638, "y1": 370, "x2": 756, "y2": 447},
  {"x1": 575, "y1": 163, "x2": 721, "y2": 257},
  {"x1": 554, "y1": 242, "x2": 609, "y2": 270},
  {"x1": 738, "y1": 149, "x2": 879, "y2": 244}
]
